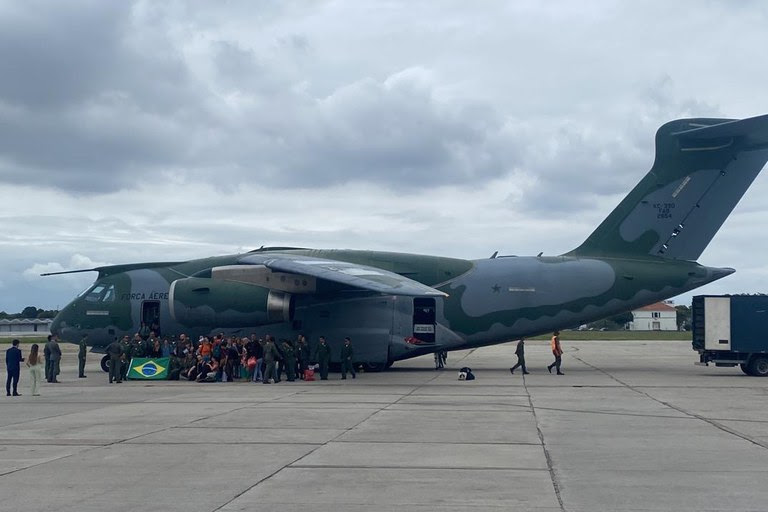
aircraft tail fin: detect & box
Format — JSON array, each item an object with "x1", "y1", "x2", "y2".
[{"x1": 568, "y1": 114, "x2": 768, "y2": 261}]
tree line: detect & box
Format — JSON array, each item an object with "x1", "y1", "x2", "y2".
[{"x1": 0, "y1": 307, "x2": 60, "y2": 320}]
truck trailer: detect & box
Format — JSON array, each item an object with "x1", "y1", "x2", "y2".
[{"x1": 692, "y1": 294, "x2": 768, "y2": 376}]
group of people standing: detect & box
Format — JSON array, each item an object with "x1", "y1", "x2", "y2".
[
  {"x1": 4, "y1": 335, "x2": 70, "y2": 397},
  {"x1": 177, "y1": 334, "x2": 357, "y2": 383},
  {"x1": 509, "y1": 331, "x2": 565, "y2": 375},
  {"x1": 100, "y1": 331, "x2": 359, "y2": 384},
  {"x1": 5, "y1": 330, "x2": 567, "y2": 396}
]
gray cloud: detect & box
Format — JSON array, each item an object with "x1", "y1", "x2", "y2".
[{"x1": 2, "y1": 1, "x2": 768, "y2": 312}]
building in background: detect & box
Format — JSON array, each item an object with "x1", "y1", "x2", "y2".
[
  {"x1": 0, "y1": 318, "x2": 53, "y2": 335},
  {"x1": 628, "y1": 301, "x2": 678, "y2": 331}
]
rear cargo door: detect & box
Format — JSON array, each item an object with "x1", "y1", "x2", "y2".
[{"x1": 704, "y1": 297, "x2": 731, "y2": 350}]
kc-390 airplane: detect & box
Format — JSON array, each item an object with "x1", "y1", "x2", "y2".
[{"x1": 46, "y1": 114, "x2": 768, "y2": 373}]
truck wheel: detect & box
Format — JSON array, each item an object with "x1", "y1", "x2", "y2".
[
  {"x1": 740, "y1": 363, "x2": 752, "y2": 376},
  {"x1": 748, "y1": 356, "x2": 768, "y2": 377},
  {"x1": 100, "y1": 355, "x2": 110, "y2": 373}
]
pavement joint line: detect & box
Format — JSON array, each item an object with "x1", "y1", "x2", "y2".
[
  {"x1": 0, "y1": 448, "x2": 99, "y2": 478},
  {"x1": 174, "y1": 425, "x2": 349, "y2": 430},
  {"x1": 523, "y1": 374, "x2": 568, "y2": 512},
  {"x1": 0, "y1": 440, "x2": 113, "y2": 446},
  {"x1": 122, "y1": 441, "x2": 324, "y2": 445},
  {"x1": 0, "y1": 405, "x2": 108, "y2": 429},
  {"x1": 572, "y1": 354, "x2": 768, "y2": 451},
  {"x1": 287, "y1": 464, "x2": 551, "y2": 471},
  {"x1": 531, "y1": 406, "x2": 698, "y2": 420},
  {"x1": 324, "y1": 440, "x2": 543, "y2": 445}
]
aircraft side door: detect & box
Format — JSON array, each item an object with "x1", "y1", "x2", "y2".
[
  {"x1": 142, "y1": 300, "x2": 161, "y2": 334},
  {"x1": 413, "y1": 297, "x2": 436, "y2": 343}
]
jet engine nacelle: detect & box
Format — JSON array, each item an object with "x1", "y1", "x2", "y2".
[{"x1": 168, "y1": 277, "x2": 293, "y2": 327}]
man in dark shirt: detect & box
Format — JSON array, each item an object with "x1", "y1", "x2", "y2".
[
  {"x1": 106, "y1": 338, "x2": 123, "y2": 383},
  {"x1": 509, "y1": 338, "x2": 530, "y2": 375},
  {"x1": 43, "y1": 335, "x2": 52, "y2": 382},
  {"x1": 45, "y1": 335, "x2": 62, "y2": 383},
  {"x1": 5, "y1": 339, "x2": 24, "y2": 396}
]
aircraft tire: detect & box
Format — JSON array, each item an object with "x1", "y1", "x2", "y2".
[
  {"x1": 100, "y1": 355, "x2": 111, "y2": 373},
  {"x1": 740, "y1": 363, "x2": 752, "y2": 376},
  {"x1": 362, "y1": 362, "x2": 387, "y2": 372},
  {"x1": 747, "y1": 356, "x2": 768, "y2": 377}
]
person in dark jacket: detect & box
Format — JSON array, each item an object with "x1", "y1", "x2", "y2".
[
  {"x1": 273, "y1": 338, "x2": 285, "y2": 383},
  {"x1": 509, "y1": 338, "x2": 530, "y2": 375},
  {"x1": 120, "y1": 336, "x2": 132, "y2": 380},
  {"x1": 106, "y1": 338, "x2": 123, "y2": 383},
  {"x1": 296, "y1": 335, "x2": 310, "y2": 380},
  {"x1": 283, "y1": 341, "x2": 296, "y2": 382},
  {"x1": 340, "y1": 337, "x2": 355, "y2": 380},
  {"x1": 43, "y1": 335, "x2": 52, "y2": 382},
  {"x1": 77, "y1": 335, "x2": 88, "y2": 378},
  {"x1": 315, "y1": 336, "x2": 331, "y2": 381},
  {"x1": 262, "y1": 337, "x2": 279, "y2": 384},
  {"x1": 5, "y1": 339, "x2": 24, "y2": 396},
  {"x1": 45, "y1": 335, "x2": 62, "y2": 383}
]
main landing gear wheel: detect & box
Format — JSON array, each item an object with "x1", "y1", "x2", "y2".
[
  {"x1": 362, "y1": 362, "x2": 388, "y2": 372},
  {"x1": 748, "y1": 356, "x2": 768, "y2": 377},
  {"x1": 100, "y1": 355, "x2": 111, "y2": 373}
]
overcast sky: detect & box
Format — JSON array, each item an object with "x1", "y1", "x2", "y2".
[{"x1": 1, "y1": 0, "x2": 767, "y2": 313}]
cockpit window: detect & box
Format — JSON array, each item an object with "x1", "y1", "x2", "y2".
[
  {"x1": 84, "y1": 284, "x2": 116, "y2": 303},
  {"x1": 102, "y1": 285, "x2": 115, "y2": 302}
]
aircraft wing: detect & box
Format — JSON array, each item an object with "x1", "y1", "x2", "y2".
[{"x1": 238, "y1": 253, "x2": 448, "y2": 297}]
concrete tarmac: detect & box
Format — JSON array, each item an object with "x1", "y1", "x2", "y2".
[{"x1": 1, "y1": 339, "x2": 767, "y2": 512}]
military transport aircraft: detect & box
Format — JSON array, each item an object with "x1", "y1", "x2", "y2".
[{"x1": 46, "y1": 114, "x2": 768, "y2": 372}]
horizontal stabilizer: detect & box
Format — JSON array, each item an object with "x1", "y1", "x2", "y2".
[
  {"x1": 672, "y1": 114, "x2": 768, "y2": 149},
  {"x1": 239, "y1": 253, "x2": 448, "y2": 297}
]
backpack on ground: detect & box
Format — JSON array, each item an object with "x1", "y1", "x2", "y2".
[{"x1": 458, "y1": 366, "x2": 475, "y2": 381}]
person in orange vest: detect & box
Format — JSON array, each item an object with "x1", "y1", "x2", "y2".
[{"x1": 547, "y1": 331, "x2": 564, "y2": 375}]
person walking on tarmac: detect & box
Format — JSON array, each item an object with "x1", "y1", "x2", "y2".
[
  {"x1": 262, "y1": 336, "x2": 279, "y2": 384},
  {"x1": 340, "y1": 337, "x2": 355, "y2": 380},
  {"x1": 77, "y1": 335, "x2": 88, "y2": 378},
  {"x1": 106, "y1": 338, "x2": 123, "y2": 383},
  {"x1": 547, "y1": 331, "x2": 564, "y2": 375},
  {"x1": 282, "y1": 340, "x2": 297, "y2": 382},
  {"x1": 509, "y1": 338, "x2": 530, "y2": 375},
  {"x1": 315, "y1": 336, "x2": 331, "y2": 381}
]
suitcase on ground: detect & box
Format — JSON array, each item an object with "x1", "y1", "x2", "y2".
[{"x1": 304, "y1": 369, "x2": 315, "y2": 381}]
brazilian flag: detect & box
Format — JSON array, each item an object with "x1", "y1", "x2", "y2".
[{"x1": 127, "y1": 357, "x2": 170, "y2": 380}]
